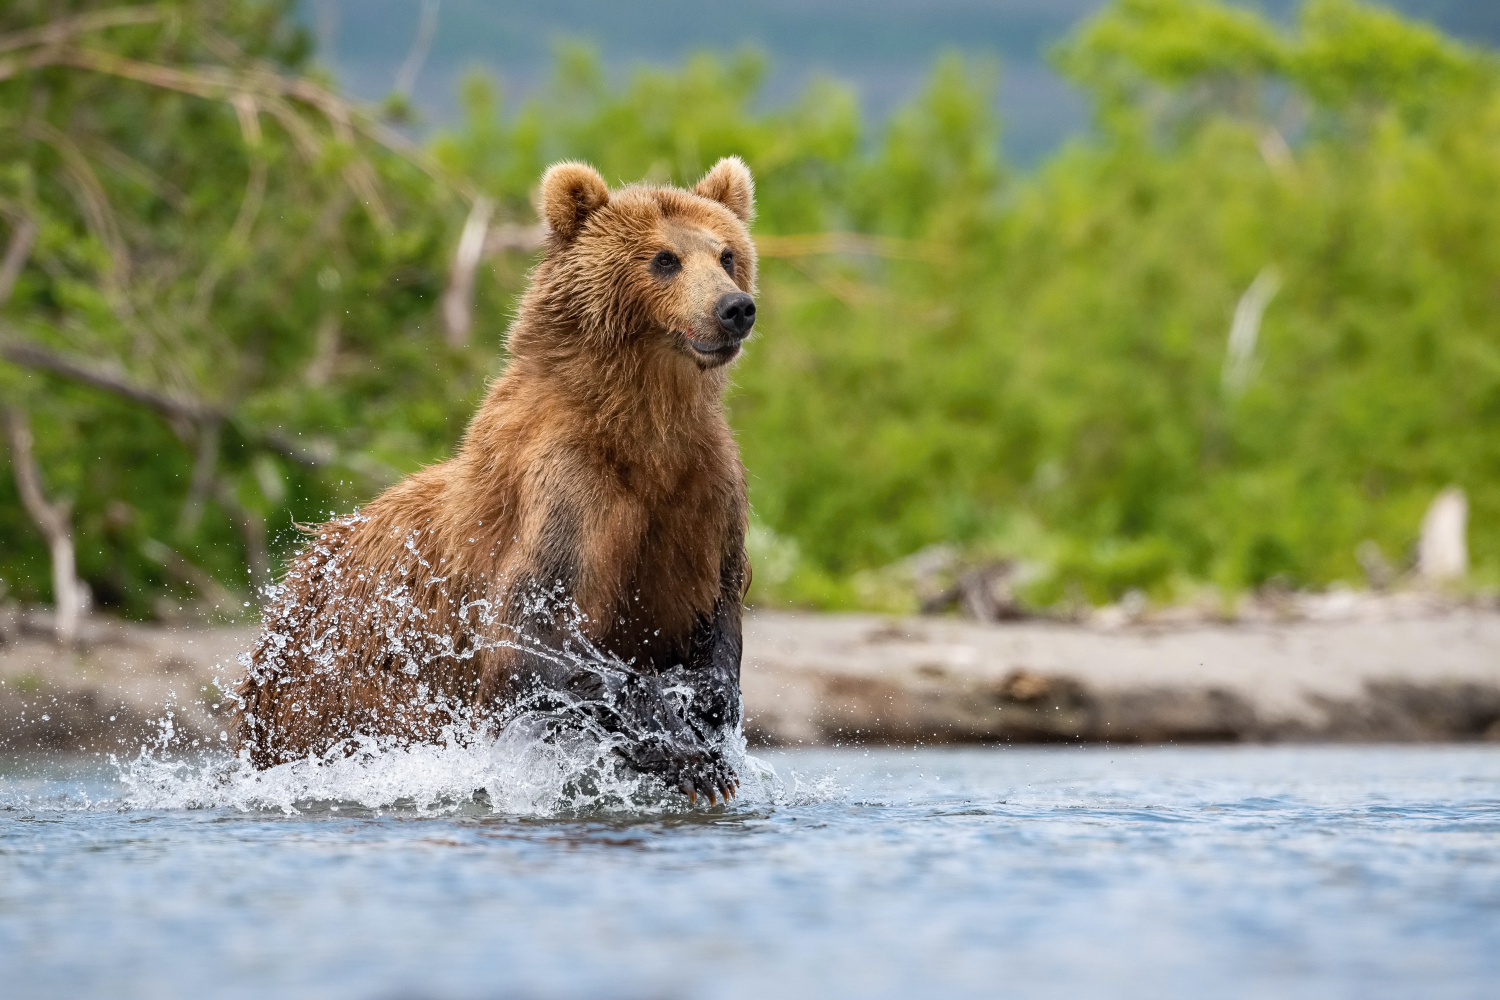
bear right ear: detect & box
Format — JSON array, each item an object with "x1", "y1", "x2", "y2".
[
  {"x1": 694, "y1": 156, "x2": 755, "y2": 223},
  {"x1": 539, "y1": 161, "x2": 610, "y2": 241}
]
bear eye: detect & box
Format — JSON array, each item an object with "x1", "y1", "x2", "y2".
[
  {"x1": 650, "y1": 249, "x2": 681, "y2": 277},
  {"x1": 720, "y1": 248, "x2": 735, "y2": 276}
]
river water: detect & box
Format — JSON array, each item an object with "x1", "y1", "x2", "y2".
[{"x1": 2, "y1": 743, "x2": 1498, "y2": 999}]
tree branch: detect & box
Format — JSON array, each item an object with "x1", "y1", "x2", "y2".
[
  {"x1": 0, "y1": 339, "x2": 216, "y2": 423},
  {"x1": 482, "y1": 221, "x2": 545, "y2": 256},
  {"x1": 30, "y1": 45, "x2": 474, "y2": 200},
  {"x1": 442, "y1": 194, "x2": 494, "y2": 346},
  {"x1": 393, "y1": 0, "x2": 440, "y2": 98},
  {"x1": 4, "y1": 406, "x2": 89, "y2": 645},
  {"x1": 0, "y1": 5, "x2": 168, "y2": 56},
  {"x1": 0, "y1": 216, "x2": 37, "y2": 306},
  {"x1": 1, "y1": 337, "x2": 399, "y2": 486}
]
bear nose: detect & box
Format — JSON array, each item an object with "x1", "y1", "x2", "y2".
[{"x1": 715, "y1": 292, "x2": 756, "y2": 339}]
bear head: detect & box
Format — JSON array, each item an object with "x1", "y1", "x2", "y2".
[{"x1": 530, "y1": 157, "x2": 758, "y2": 372}]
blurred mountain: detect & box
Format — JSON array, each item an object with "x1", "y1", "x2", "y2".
[{"x1": 303, "y1": 0, "x2": 1499, "y2": 163}]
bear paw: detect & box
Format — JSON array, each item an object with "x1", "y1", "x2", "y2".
[{"x1": 623, "y1": 738, "x2": 738, "y2": 806}]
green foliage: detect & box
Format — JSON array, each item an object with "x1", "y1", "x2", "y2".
[
  {"x1": 2, "y1": 0, "x2": 1497, "y2": 618},
  {"x1": 0, "y1": 0, "x2": 490, "y2": 616}
]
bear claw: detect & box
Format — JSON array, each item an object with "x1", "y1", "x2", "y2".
[{"x1": 625, "y1": 738, "x2": 736, "y2": 807}]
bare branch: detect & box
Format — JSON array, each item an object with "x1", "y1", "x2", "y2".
[
  {"x1": 1259, "y1": 127, "x2": 1297, "y2": 181},
  {"x1": 3, "y1": 407, "x2": 70, "y2": 548},
  {"x1": 225, "y1": 151, "x2": 268, "y2": 243},
  {"x1": 1, "y1": 339, "x2": 217, "y2": 423},
  {"x1": 394, "y1": 0, "x2": 440, "y2": 98},
  {"x1": 230, "y1": 92, "x2": 263, "y2": 146},
  {"x1": 482, "y1": 222, "x2": 545, "y2": 256},
  {"x1": 342, "y1": 157, "x2": 394, "y2": 232},
  {"x1": 25, "y1": 119, "x2": 130, "y2": 282},
  {"x1": 255, "y1": 428, "x2": 335, "y2": 467},
  {"x1": 0, "y1": 47, "x2": 62, "y2": 84},
  {"x1": 37, "y1": 46, "x2": 474, "y2": 199},
  {"x1": 3, "y1": 406, "x2": 89, "y2": 645},
  {"x1": 443, "y1": 194, "x2": 494, "y2": 346},
  {"x1": 0, "y1": 216, "x2": 37, "y2": 306},
  {"x1": 36, "y1": 46, "x2": 227, "y2": 97},
  {"x1": 0, "y1": 5, "x2": 168, "y2": 56},
  {"x1": 75, "y1": 134, "x2": 189, "y2": 210},
  {"x1": 0, "y1": 338, "x2": 388, "y2": 479},
  {"x1": 0, "y1": 39, "x2": 482, "y2": 229},
  {"x1": 303, "y1": 313, "x2": 340, "y2": 387},
  {"x1": 257, "y1": 94, "x2": 325, "y2": 162}
]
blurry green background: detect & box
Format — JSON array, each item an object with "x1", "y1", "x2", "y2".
[
  {"x1": 311, "y1": 0, "x2": 1500, "y2": 163},
  {"x1": 0, "y1": 0, "x2": 1496, "y2": 619}
]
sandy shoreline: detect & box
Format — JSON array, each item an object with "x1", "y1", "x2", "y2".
[
  {"x1": 742, "y1": 607, "x2": 1500, "y2": 744},
  {"x1": 3, "y1": 602, "x2": 1498, "y2": 752}
]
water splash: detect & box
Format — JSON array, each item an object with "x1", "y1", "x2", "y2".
[
  {"x1": 82, "y1": 519, "x2": 846, "y2": 818},
  {"x1": 111, "y1": 717, "x2": 836, "y2": 818}
]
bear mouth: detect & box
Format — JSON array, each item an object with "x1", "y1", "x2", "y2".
[{"x1": 682, "y1": 333, "x2": 740, "y2": 366}]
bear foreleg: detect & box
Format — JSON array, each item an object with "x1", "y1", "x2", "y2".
[
  {"x1": 676, "y1": 541, "x2": 747, "y2": 739},
  {"x1": 482, "y1": 603, "x2": 738, "y2": 803}
]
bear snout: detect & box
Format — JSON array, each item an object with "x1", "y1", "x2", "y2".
[{"x1": 714, "y1": 292, "x2": 756, "y2": 339}]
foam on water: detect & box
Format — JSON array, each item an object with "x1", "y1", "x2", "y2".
[
  {"x1": 178, "y1": 519, "x2": 825, "y2": 817},
  {"x1": 101, "y1": 713, "x2": 838, "y2": 818},
  {"x1": 56, "y1": 518, "x2": 845, "y2": 819},
  {"x1": 1, "y1": 522, "x2": 845, "y2": 819}
]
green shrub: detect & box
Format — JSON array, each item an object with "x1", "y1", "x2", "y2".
[{"x1": 2, "y1": 1, "x2": 1496, "y2": 616}]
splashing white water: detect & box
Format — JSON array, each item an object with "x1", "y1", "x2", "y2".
[
  {"x1": 89, "y1": 519, "x2": 844, "y2": 818},
  {"x1": 112, "y1": 716, "x2": 835, "y2": 817}
]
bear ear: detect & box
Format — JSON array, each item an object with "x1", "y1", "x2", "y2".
[
  {"x1": 694, "y1": 156, "x2": 755, "y2": 223},
  {"x1": 539, "y1": 161, "x2": 610, "y2": 241}
]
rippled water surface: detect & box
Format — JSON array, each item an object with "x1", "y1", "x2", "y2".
[{"x1": 3, "y1": 744, "x2": 1498, "y2": 999}]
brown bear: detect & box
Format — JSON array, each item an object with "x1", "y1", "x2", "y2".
[{"x1": 235, "y1": 157, "x2": 759, "y2": 804}]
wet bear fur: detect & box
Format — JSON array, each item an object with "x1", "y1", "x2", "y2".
[{"x1": 236, "y1": 158, "x2": 759, "y2": 801}]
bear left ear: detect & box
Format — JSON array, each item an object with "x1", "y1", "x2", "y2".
[
  {"x1": 540, "y1": 161, "x2": 610, "y2": 241},
  {"x1": 694, "y1": 156, "x2": 755, "y2": 223}
]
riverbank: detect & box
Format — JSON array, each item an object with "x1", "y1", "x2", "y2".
[
  {"x1": 3, "y1": 599, "x2": 1498, "y2": 751},
  {"x1": 742, "y1": 603, "x2": 1500, "y2": 745}
]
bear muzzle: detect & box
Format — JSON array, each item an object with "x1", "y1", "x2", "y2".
[
  {"x1": 714, "y1": 292, "x2": 756, "y2": 339},
  {"x1": 682, "y1": 292, "x2": 756, "y2": 367},
  {"x1": 683, "y1": 334, "x2": 741, "y2": 366}
]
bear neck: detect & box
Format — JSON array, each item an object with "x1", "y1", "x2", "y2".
[{"x1": 490, "y1": 309, "x2": 731, "y2": 462}]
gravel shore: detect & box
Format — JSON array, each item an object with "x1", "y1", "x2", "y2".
[
  {"x1": 742, "y1": 605, "x2": 1500, "y2": 745},
  {"x1": 3, "y1": 601, "x2": 1498, "y2": 752}
]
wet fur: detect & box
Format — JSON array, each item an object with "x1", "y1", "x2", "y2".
[{"x1": 238, "y1": 159, "x2": 757, "y2": 796}]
